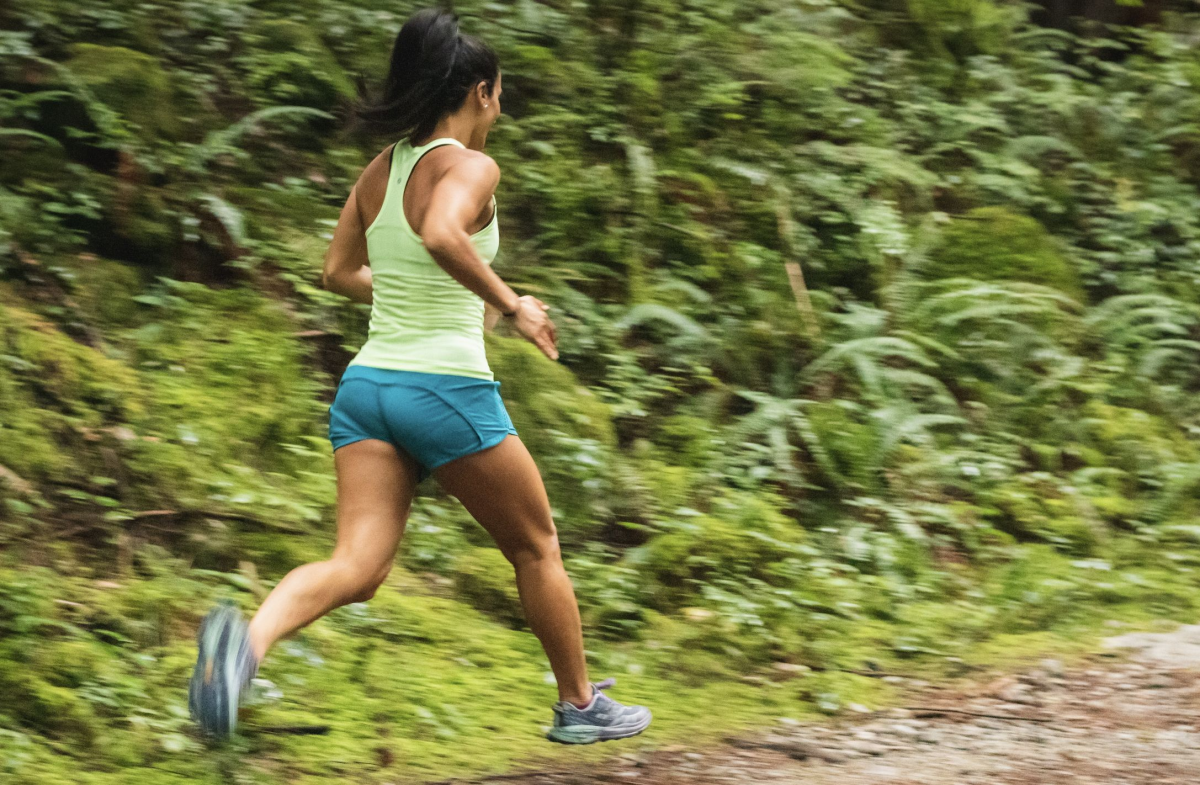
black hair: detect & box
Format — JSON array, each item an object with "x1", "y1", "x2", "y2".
[{"x1": 357, "y1": 8, "x2": 499, "y2": 144}]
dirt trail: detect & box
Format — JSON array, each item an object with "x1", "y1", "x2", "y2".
[{"x1": 447, "y1": 626, "x2": 1200, "y2": 785}]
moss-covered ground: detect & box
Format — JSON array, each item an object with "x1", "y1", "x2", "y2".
[{"x1": 3, "y1": 532, "x2": 1199, "y2": 784}]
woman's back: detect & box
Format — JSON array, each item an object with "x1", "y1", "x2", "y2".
[{"x1": 350, "y1": 138, "x2": 500, "y2": 380}]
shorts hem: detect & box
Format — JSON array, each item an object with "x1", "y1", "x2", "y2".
[
  {"x1": 426, "y1": 429, "x2": 517, "y2": 473},
  {"x1": 330, "y1": 434, "x2": 373, "y2": 452}
]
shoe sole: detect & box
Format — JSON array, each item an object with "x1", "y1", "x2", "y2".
[
  {"x1": 189, "y1": 607, "x2": 240, "y2": 738},
  {"x1": 546, "y1": 712, "x2": 652, "y2": 745}
]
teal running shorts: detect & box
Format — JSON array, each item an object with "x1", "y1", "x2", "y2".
[{"x1": 328, "y1": 365, "x2": 517, "y2": 480}]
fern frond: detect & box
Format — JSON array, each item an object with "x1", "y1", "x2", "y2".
[
  {"x1": 615, "y1": 303, "x2": 709, "y2": 339},
  {"x1": 186, "y1": 106, "x2": 334, "y2": 173}
]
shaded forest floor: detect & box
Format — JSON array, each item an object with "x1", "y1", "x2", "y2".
[{"x1": 447, "y1": 625, "x2": 1200, "y2": 785}]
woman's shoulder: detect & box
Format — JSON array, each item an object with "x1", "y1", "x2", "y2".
[
  {"x1": 439, "y1": 144, "x2": 497, "y2": 167},
  {"x1": 357, "y1": 145, "x2": 397, "y2": 182},
  {"x1": 436, "y1": 146, "x2": 500, "y2": 185},
  {"x1": 352, "y1": 145, "x2": 397, "y2": 209}
]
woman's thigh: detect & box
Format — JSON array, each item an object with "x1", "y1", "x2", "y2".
[
  {"x1": 332, "y1": 438, "x2": 420, "y2": 565},
  {"x1": 432, "y1": 435, "x2": 557, "y2": 561}
]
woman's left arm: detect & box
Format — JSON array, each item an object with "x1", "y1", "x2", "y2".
[{"x1": 322, "y1": 186, "x2": 373, "y2": 304}]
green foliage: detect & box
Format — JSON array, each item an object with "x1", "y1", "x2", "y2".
[
  {"x1": 237, "y1": 20, "x2": 355, "y2": 109},
  {"x1": 630, "y1": 490, "x2": 806, "y2": 611},
  {"x1": 0, "y1": 292, "x2": 144, "y2": 482},
  {"x1": 66, "y1": 44, "x2": 182, "y2": 138},
  {"x1": 904, "y1": 0, "x2": 1016, "y2": 60},
  {"x1": 926, "y1": 207, "x2": 1081, "y2": 297},
  {"x1": 453, "y1": 546, "x2": 524, "y2": 628},
  {"x1": 486, "y1": 335, "x2": 618, "y2": 535}
]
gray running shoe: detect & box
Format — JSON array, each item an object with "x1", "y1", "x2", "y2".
[
  {"x1": 188, "y1": 604, "x2": 257, "y2": 738},
  {"x1": 546, "y1": 678, "x2": 652, "y2": 744}
]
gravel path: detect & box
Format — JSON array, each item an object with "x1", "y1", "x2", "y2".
[{"x1": 445, "y1": 625, "x2": 1200, "y2": 785}]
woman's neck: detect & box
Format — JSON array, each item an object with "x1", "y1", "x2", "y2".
[{"x1": 423, "y1": 113, "x2": 486, "y2": 151}]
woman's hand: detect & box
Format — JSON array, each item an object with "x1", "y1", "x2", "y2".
[{"x1": 509, "y1": 295, "x2": 558, "y2": 360}]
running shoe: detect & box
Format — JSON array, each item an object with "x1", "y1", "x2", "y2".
[
  {"x1": 546, "y1": 678, "x2": 652, "y2": 744},
  {"x1": 188, "y1": 603, "x2": 257, "y2": 738}
]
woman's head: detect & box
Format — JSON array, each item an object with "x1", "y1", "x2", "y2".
[{"x1": 358, "y1": 9, "x2": 500, "y2": 145}]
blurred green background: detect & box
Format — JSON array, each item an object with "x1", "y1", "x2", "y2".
[{"x1": 4, "y1": 0, "x2": 1200, "y2": 782}]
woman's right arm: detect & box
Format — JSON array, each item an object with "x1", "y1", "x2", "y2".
[
  {"x1": 321, "y1": 186, "x2": 374, "y2": 305},
  {"x1": 421, "y1": 154, "x2": 558, "y2": 360}
]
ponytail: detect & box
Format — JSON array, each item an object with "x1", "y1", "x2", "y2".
[{"x1": 357, "y1": 8, "x2": 499, "y2": 144}]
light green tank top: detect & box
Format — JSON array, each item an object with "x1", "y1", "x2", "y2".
[{"x1": 349, "y1": 137, "x2": 500, "y2": 380}]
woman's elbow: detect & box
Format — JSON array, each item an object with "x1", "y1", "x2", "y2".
[
  {"x1": 422, "y1": 226, "x2": 459, "y2": 259},
  {"x1": 322, "y1": 269, "x2": 346, "y2": 294}
]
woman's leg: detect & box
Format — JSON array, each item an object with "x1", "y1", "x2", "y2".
[
  {"x1": 247, "y1": 438, "x2": 419, "y2": 661},
  {"x1": 433, "y1": 435, "x2": 592, "y2": 707}
]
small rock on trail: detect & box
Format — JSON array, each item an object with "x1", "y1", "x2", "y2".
[{"x1": 1104, "y1": 624, "x2": 1200, "y2": 669}]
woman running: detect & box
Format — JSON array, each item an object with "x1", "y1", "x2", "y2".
[{"x1": 188, "y1": 8, "x2": 651, "y2": 745}]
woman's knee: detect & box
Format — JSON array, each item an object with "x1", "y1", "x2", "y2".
[
  {"x1": 502, "y1": 528, "x2": 562, "y2": 569},
  {"x1": 334, "y1": 555, "x2": 392, "y2": 603}
]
